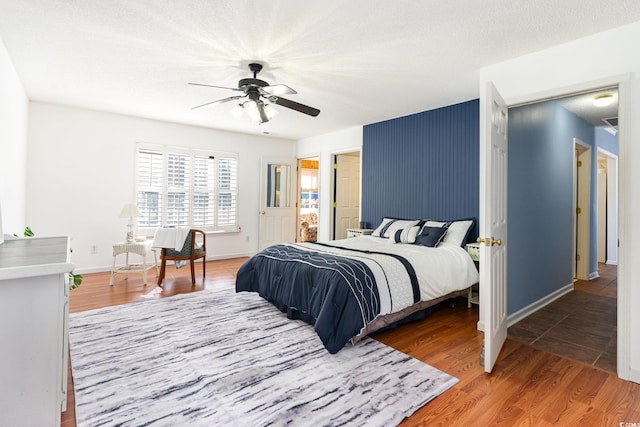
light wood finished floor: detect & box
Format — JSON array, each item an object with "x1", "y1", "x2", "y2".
[{"x1": 62, "y1": 259, "x2": 640, "y2": 426}]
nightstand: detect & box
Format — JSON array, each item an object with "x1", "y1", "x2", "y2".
[
  {"x1": 466, "y1": 242, "x2": 480, "y2": 307},
  {"x1": 346, "y1": 228, "x2": 374, "y2": 238},
  {"x1": 110, "y1": 240, "x2": 158, "y2": 285}
]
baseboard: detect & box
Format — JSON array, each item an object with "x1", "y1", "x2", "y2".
[
  {"x1": 629, "y1": 368, "x2": 640, "y2": 385},
  {"x1": 606, "y1": 260, "x2": 618, "y2": 266},
  {"x1": 506, "y1": 283, "x2": 574, "y2": 327},
  {"x1": 588, "y1": 271, "x2": 600, "y2": 280},
  {"x1": 206, "y1": 252, "x2": 252, "y2": 261},
  {"x1": 75, "y1": 265, "x2": 113, "y2": 275},
  {"x1": 74, "y1": 252, "x2": 253, "y2": 275}
]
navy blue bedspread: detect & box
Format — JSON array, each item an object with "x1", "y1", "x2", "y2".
[{"x1": 235, "y1": 243, "x2": 418, "y2": 353}]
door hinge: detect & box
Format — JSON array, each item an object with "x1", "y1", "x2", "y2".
[
  {"x1": 577, "y1": 160, "x2": 582, "y2": 167},
  {"x1": 576, "y1": 207, "x2": 582, "y2": 214},
  {"x1": 333, "y1": 202, "x2": 337, "y2": 208},
  {"x1": 333, "y1": 163, "x2": 338, "y2": 169}
]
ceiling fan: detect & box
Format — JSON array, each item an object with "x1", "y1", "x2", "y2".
[{"x1": 189, "y1": 63, "x2": 320, "y2": 124}]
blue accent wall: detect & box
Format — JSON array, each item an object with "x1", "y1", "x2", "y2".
[
  {"x1": 361, "y1": 100, "x2": 479, "y2": 235},
  {"x1": 596, "y1": 127, "x2": 618, "y2": 155},
  {"x1": 508, "y1": 101, "x2": 596, "y2": 314}
]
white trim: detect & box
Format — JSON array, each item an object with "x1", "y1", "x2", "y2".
[
  {"x1": 588, "y1": 271, "x2": 600, "y2": 280},
  {"x1": 504, "y1": 73, "x2": 631, "y2": 107},
  {"x1": 630, "y1": 369, "x2": 640, "y2": 384},
  {"x1": 507, "y1": 282, "x2": 574, "y2": 327},
  {"x1": 616, "y1": 76, "x2": 630, "y2": 381},
  {"x1": 573, "y1": 138, "x2": 591, "y2": 281},
  {"x1": 597, "y1": 147, "x2": 619, "y2": 266},
  {"x1": 495, "y1": 73, "x2": 630, "y2": 381}
]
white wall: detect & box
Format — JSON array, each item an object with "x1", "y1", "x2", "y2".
[
  {"x1": 27, "y1": 102, "x2": 296, "y2": 272},
  {"x1": 479, "y1": 20, "x2": 640, "y2": 382},
  {"x1": 0, "y1": 37, "x2": 28, "y2": 233},
  {"x1": 297, "y1": 126, "x2": 363, "y2": 241}
]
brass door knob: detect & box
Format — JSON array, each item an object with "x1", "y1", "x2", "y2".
[
  {"x1": 260, "y1": 211, "x2": 266, "y2": 215},
  {"x1": 477, "y1": 237, "x2": 502, "y2": 246}
]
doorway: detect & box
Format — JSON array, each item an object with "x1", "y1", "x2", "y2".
[
  {"x1": 331, "y1": 151, "x2": 361, "y2": 240},
  {"x1": 573, "y1": 139, "x2": 591, "y2": 281},
  {"x1": 508, "y1": 88, "x2": 619, "y2": 372},
  {"x1": 297, "y1": 157, "x2": 319, "y2": 242}
]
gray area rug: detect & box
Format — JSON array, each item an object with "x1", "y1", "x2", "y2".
[{"x1": 69, "y1": 287, "x2": 457, "y2": 426}]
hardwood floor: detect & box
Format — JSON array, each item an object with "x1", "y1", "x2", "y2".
[{"x1": 62, "y1": 259, "x2": 640, "y2": 426}]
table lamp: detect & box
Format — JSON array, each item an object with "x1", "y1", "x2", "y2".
[{"x1": 119, "y1": 203, "x2": 141, "y2": 243}]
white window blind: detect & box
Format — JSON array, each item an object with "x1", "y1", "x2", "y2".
[
  {"x1": 137, "y1": 148, "x2": 163, "y2": 228},
  {"x1": 135, "y1": 144, "x2": 239, "y2": 232}
]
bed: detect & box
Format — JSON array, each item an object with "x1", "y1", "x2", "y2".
[{"x1": 236, "y1": 218, "x2": 479, "y2": 353}]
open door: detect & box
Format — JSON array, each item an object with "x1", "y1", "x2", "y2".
[
  {"x1": 573, "y1": 140, "x2": 591, "y2": 280},
  {"x1": 258, "y1": 159, "x2": 296, "y2": 250},
  {"x1": 479, "y1": 81, "x2": 508, "y2": 373},
  {"x1": 333, "y1": 152, "x2": 361, "y2": 240}
]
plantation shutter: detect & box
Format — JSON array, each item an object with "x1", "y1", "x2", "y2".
[
  {"x1": 135, "y1": 144, "x2": 239, "y2": 232},
  {"x1": 216, "y1": 155, "x2": 238, "y2": 230},
  {"x1": 137, "y1": 148, "x2": 163, "y2": 228},
  {"x1": 166, "y1": 152, "x2": 190, "y2": 227},
  {"x1": 193, "y1": 154, "x2": 216, "y2": 228}
]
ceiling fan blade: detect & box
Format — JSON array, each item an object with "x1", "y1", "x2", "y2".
[
  {"x1": 188, "y1": 82, "x2": 243, "y2": 92},
  {"x1": 272, "y1": 96, "x2": 320, "y2": 117},
  {"x1": 262, "y1": 84, "x2": 297, "y2": 96},
  {"x1": 192, "y1": 95, "x2": 244, "y2": 110}
]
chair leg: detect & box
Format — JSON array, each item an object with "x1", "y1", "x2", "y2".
[
  {"x1": 203, "y1": 257, "x2": 206, "y2": 280},
  {"x1": 158, "y1": 259, "x2": 166, "y2": 287},
  {"x1": 190, "y1": 259, "x2": 196, "y2": 285}
]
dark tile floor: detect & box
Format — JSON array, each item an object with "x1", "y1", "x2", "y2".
[{"x1": 508, "y1": 263, "x2": 617, "y2": 373}]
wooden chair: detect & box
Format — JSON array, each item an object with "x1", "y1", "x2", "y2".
[{"x1": 157, "y1": 229, "x2": 206, "y2": 286}]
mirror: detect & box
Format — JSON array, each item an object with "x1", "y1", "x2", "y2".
[{"x1": 266, "y1": 163, "x2": 291, "y2": 208}]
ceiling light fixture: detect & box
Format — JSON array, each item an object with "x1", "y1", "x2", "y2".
[
  {"x1": 230, "y1": 99, "x2": 278, "y2": 124},
  {"x1": 593, "y1": 93, "x2": 615, "y2": 107},
  {"x1": 228, "y1": 85, "x2": 279, "y2": 124}
]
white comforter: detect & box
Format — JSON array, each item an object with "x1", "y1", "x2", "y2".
[{"x1": 324, "y1": 236, "x2": 479, "y2": 302}]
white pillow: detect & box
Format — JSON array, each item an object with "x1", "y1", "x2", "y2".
[
  {"x1": 383, "y1": 219, "x2": 420, "y2": 240},
  {"x1": 390, "y1": 225, "x2": 421, "y2": 244},
  {"x1": 421, "y1": 219, "x2": 475, "y2": 247},
  {"x1": 372, "y1": 218, "x2": 396, "y2": 237},
  {"x1": 441, "y1": 220, "x2": 474, "y2": 247}
]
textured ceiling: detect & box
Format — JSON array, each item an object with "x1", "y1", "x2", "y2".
[{"x1": 0, "y1": 1, "x2": 638, "y2": 140}]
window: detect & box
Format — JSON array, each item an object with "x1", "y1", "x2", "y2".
[{"x1": 136, "y1": 144, "x2": 238, "y2": 232}]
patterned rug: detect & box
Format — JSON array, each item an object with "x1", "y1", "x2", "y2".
[{"x1": 69, "y1": 287, "x2": 457, "y2": 426}]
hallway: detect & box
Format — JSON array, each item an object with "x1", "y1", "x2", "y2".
[{"x1": 508, "y1": 264, "x2": 617, "y2": 373}]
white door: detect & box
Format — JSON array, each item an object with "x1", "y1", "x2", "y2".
[
  {"x1": 259, "y1": 159, "x2": 296, "y2": 250},
  {"x1": 334, "y1": 153, "x2": 360, "y2": 239},
  {"x1": 479, "y1": 81, "x2": 508, "y2": 373}
]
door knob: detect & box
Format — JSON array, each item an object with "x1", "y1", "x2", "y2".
[
  {"x1": 477, "y1": 237, "x2": 502, "y2": 247},
  {"x1": 260, "y1": 211, "x2": 266, "y2": 215}
]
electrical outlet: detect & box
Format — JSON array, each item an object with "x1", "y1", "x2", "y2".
[{"x1": 90, "y1": 245, "x2": 98, "y2": 255}]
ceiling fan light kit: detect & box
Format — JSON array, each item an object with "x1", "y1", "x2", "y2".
[{"x1": 190, "y1": 63, "x2": 320, "y2": 124}]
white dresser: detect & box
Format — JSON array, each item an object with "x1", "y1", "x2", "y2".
[{"x1": 0, "y1": 236, "x2": 73, "y2": 427}]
